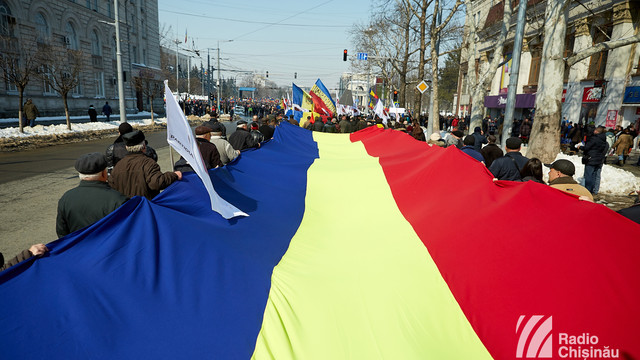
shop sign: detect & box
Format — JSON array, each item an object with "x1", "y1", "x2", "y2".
[
  {"x1": 582, "y1": 87, "x2": 602, "y2": 103},
  {"x1": 623, "y1": 86, "x2": 640, "y2": 103}
]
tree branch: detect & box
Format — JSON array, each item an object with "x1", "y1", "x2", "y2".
[{"x1": 566, "y1": 33, "x2": 640, "y2": 67}]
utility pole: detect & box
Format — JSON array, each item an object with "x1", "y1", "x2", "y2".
[
  {"x1": 174, "y1": 39, "x2": 179, "y2": 97},
  {"x1": 114, "y1": 0, "x2": 126, "y2": 123},
  {"x1": 217, "y1": 41, "x2": 221, "y2": 114},
  {"x1": 501, "y1": 0, "x2": 528, "y2": 149},
  {"x1": 207, "y1": 49, "x2": 211, "y2": 108}
]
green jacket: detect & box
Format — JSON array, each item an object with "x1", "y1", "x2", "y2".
[{"x1": 56, "y1": 180, "x2": 128, "y2": 238}]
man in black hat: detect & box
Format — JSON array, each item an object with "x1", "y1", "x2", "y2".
[
  {"x1": 57, "y1": 152, "x2": 128, "y2": 238},
  {"x1": 545, "y1": 159, "x2": 593, "y2": 202},
  {"x1": 174, "y1": 126, "x2": 223, "y2": 172},
  {"x1": 228, "y1": 120, "x2": 260, "y2": 151},
  {"x1": 106, "y1": 123, "x2": 157, "y2": 171},
  {"x1": 488, "y1": 137, "x2": 529, "y2": 181},
  {"x1": 110, "y1": 130, "x2": 182, "y2": 200}
]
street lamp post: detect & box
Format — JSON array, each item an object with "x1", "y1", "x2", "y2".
[
  {"x1": 216, "y1": 40, "x2": 233, "y2": 115},
  {"x1": 113, "y1": 0, "x2": 126, "y2": 123}
]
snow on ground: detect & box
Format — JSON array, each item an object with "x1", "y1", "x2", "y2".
[
  {"x1": 543, "y1": 153, "x2": 640, "y2": 195},
  {"x1": 1, "y1": 120, "x2": 638, "y2": 195},
  {"x1": 0, "y1": 117, "x2": 166, "y2": 139}
]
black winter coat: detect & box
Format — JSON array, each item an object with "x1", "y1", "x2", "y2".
[
  {"x1": 489, "y1": 152, "x2": 529, "y2": 181},
  {"x1": 229, "y1": 128, "x2": 259, "y2": 151},
  {"x1": 583, "y1": 132, "x2": 608, "y2": 166}
]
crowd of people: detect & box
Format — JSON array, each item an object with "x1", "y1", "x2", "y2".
[{"x1": 1, "y1": 111, "x2": 638, "y2": 271}]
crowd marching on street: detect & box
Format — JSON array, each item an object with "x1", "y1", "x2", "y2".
[{"x1": 1, "y1": 99, "x2": 639, "y2": 270}]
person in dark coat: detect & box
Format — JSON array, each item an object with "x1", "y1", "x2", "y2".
[
  {"x1": 23, "y1": 98, "x2": 39, "y2": 127},
  {"x1": 313, "y1": 117, "x2": 325, "y2": 132},
  {"x1": 228, "y1": 120, "x2": 260, "y2": 151},
  {"x1": 460, "y1": 135, "x2": 485, "y2": 163},
  {"x1": 110, "y1": 130, "x2": 182, "y2": 200},
  {"x1": 582, "y1": 126, "x2": 608, "y2": 195},
  {"x1": 617, "y1": 195, "x2": 640, "y2": 224},
  {"x1": 173, "y1": 126, "x2": 223, "y2": 172},
  {"x1": 519, "y1": 118, "x2": 532, "y2": 144},
  {"x1": 258, "y1": 118, "x2": 275, "y2": 140},
  {"x1": 339, "y1": 115, "x2": 353, "y2": 133},
  {"x1": 88, "y1": 105, "x2": 98, "y2": 122},
  {"x1": 57, "y1": 152, "x2": 128, "y2": 238},
  {"x1": 489, "y1": 137, "x2": 529, "y2": 181},
  {"x1": 480, "y1": 135, "x2": 503, "y2": 168},
  {"x1": 471, "y1": 127, "x2": 488, "y2": 152},
  {"x1": 102, "y1": 102, "x2": 112, "y2": 121},
  {"x1": 105, "y1": 123, "x2": 158, "y2": 172}
]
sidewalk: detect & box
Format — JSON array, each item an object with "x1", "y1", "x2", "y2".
[{"x1": 0, "y1": 112, "x2": 161, "y2": 129}]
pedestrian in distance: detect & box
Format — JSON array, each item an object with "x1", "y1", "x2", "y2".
[
  {"x1": 480, "y1": 135, "x2": 503, "y2": 168},
  {"x1": 581, "y1": 126, "x2": 608, "y2": 195},
  {"x1": 57, "y1": 152, "x2": 128, "y2": 238},
  {"x1": 23, "y1": 98, "x2": 39, "y2": 127},
  {"x1": 88, "y1": 105, "x2": 98, "y2": 122},
  {"x1": 102, "y1": 102, "x2": 112, "y2": 121}
]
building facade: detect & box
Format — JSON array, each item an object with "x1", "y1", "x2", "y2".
[
  {"x1": 0, "y1": 0, "x2": 162, "y2": 118},
  {"x1": 456, "y1": 0, "x2": 640, "y2": 129}
]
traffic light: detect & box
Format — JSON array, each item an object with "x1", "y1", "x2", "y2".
[
  {"x1": 266, "y1": 71, "x2": 269, "y2": 78},
  {"x1": 294, "y1": 72, "x2": 297, "y2": 79},
  {"x1": 343, "y1": 49, "x2": 348, "y2": 61},
  {"x1": 393, "y1": 90, "x2": 398, "y2": 102}
]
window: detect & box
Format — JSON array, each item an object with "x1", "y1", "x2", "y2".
[
  {"x1": 528, "y1": 55, "x2": 541, "y2": 85},
  {"x1": 91, "y1": 30, "x2": 101, "y2": 55},
  {"x1": 95, "y1": 72, "x2": 104, "y2": 97},
  {"x1": 86, "y1": 0, "x2": 90, "y2": 7},
  {"x1": 112, "y1": 36, "x2": 117, "y2": 59},
  {"x1": 141, "y1": 18, "x2": 146, "y2": 38},
  {"x1": 0, "y1": 0, "x2": 15, "y2": 37},
  {"x1": 587, "y1": 24, "x2": 612, "y2": 80},
  {"x1": 93, "y1": 0, "x2": 98, "y2": 11},
  {"x1": 142, "y1": 49, "x2": 146, "y2": 64},
  {"x1": 42, "y1": 66, "x2": 55, "y2": 95},
  {"x1": 132, "y1": 45, "x2": 137, "y2": 63},
  {"x1": 65, "y1": 22, "x2": 78, "y2": 50},
  {"x1": 131, "y1": 14, "x2": 137, "y2": 34},
  {"x1": 107, "y1": 1, "x2": 112, "y2": 17},
  {"x1": 72, "y1": 74, "x2": 82, "y2": 96},
  {"x1": 35, "y1": 13, "x2": 49, "y2": 43}
]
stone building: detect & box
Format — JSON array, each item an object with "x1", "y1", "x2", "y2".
[
  {"x1": 456, "y1": 0, "x2": 640, "y2": 129},
  {"x1": 0, "y1": 0, "x2": 163, "y2": 118}
]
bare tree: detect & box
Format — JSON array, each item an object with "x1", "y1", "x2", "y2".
[
  {"x1": 133, "y1": 68, "x2": 163, "y2": 123},
  {"x1": 0, "y1": 35, "x2": 41, "y2": 133},
  {"x1": 527, "y1": 1, "x2": 640, "y2": 162},
  {"x1": 38, "y1": 44, "x2": 84, "y2": 130},
  {"x1": 426, "y1": 0, "x2": 464, "y2": 136},
  {"x1": 463, "y1": 0, "x2": 513, "y2": 133}
]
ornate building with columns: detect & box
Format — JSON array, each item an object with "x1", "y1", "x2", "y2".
[
  {"x1": 456, "y1": 0, "x2": 640, "y2": 129},
  {"x1": 0, "y1": 0, "x2": 162, "y2": 118}
]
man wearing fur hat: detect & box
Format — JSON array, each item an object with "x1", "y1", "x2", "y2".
[
  {"x1": 57, "y1": 152, "x2": 128, "y2": 238},
  {"x1": 110, "y1": 130, "x2": 182, "y2": 200}
]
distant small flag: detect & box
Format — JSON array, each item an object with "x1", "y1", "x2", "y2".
[{"x1": 184, "y1": 29, "x2": 188, "y2": 43}]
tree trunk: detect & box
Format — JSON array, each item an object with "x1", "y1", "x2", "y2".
[
  {"x1": 63, "y1": 94, "x2": 71, "y2": 131},
  {"x1": 18, "y1": 88, "x2": 24, "y2": 133},
  {"x1": 429, "y1": 41, "x2": 439, "y2": 135},
  {"x1": 528, "y1": 0, "x2": 568, "y2": 163},
  {"x1": 414, "y1": 3, "x2": 428, "y2": 114}
]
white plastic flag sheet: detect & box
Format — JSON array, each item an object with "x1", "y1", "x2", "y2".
[
  {"x1": 164, "y1": 80, "x2": 248, "y2": 219},
  {"x1": 374, "y1": 98, "x2": 388, "y2": 125}
]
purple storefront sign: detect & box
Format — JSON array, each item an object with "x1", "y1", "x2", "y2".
[{"x1": 484, "y1": 93, "x2": 536, "y2": 108}]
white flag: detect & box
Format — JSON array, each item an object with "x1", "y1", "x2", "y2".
[
  {"x1": 374, "y1": 99, "x2": 388, "y2": 125},
  {"x1": 164, "y1": 81, "x2": 248, "y2": 219}
]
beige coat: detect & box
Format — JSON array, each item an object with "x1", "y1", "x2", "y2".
[{"x1": 613, "y1": 134, "x2": 634, "y2": 156}]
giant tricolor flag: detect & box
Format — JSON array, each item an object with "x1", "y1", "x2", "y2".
[{"x1": 0, "y1": 123, "x2": 639, "y2": 359}]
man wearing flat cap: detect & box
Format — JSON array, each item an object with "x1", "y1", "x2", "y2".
[
  {"x1": 110, "y1": 130, "x2": 182, "y2": 200},
  {"x1": 174, "y1": 126, "x2": 223, "y2": 172},
  {"x1": 207, "y1": 122, "x2": 240, "y2": 165},
  {"x1": 489, "y1": 137, "x2": 530, "y2": 181},
  {"x1": 56, "y1": 152, "x2": 128, "y2": 238},
  {"x1": 228, "y1": 120, "x2": 260, "y2": 151},
  {"x1": 546, "y1": 159, "x2": 593, "y2": 201}
]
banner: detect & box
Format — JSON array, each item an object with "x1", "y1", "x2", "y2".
[
  {"x1": 165, "y1": 81, "x2": 247, "y2": 219},
  {"x1": 309, "y1": 79, "x2": 336, "y2": 116}
]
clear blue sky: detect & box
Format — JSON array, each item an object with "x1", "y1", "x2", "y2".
[{"x1": 158, "y1": 0, "x2": 373, "y2": 90}]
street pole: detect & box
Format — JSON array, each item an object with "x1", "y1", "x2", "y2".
[
  {"x1": 114, "y1": 0, "x2": 126, "y2": 123},
  {"x1": 217, "y1": 41, "x2": 221, "y2": 114},
  {"x1": 174, "y1": 39, "x2": 179, "y2": 97},
  {"x1": 207, "y1": 49, "x2": 211, "y2": 108},
  {"x1": 502, "y1": 0, "x2": 528, "y2": 149}
]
